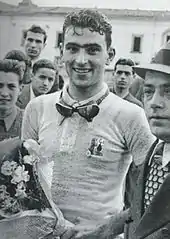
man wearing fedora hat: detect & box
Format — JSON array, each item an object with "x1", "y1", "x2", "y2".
[{"x1": 124, "y1": 41, "x2": 170, "y2": 239}]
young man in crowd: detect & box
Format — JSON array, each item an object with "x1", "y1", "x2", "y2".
[
  {"x1": 124, "y1": 41, "x2": 170, "y2": 239},
  {"x1": 22, "y1": 9, "x2": 155, "y2": 238},
  {"x1": 112, "y1": 58, "x2": 143, "y2": 107},
  {"x1": 17, "y1": 59, "x2": 56, "y2": 109},
  {"x1": 0, "y1": 59, "x2": 23, "y2": 141},
  {"x1": 23, "y1": 24, "x2": 47, "y2": 64},
  {"x1": 4, "y1": 49, "x2": 32, "y2": 84}
]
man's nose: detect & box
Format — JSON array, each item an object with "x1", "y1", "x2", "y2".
[
  {"x1": 43, "y1": 78, "x2": 48, "y2": 86},
  {"x1": 1, "y1": 87, "x2": 9, "y2": 97},
  {"x1": 120, "y1": 72, "x2": 126, "y2": 79},
  {"x1": 30, "y1": 40, "x2": 36, "y2": 48},
  {"x1": 75, "y1": 49, "x2": 88, "y2": 65},
  {"x1": 150, "y1": 91, "x2": 164, "y2": 109}
]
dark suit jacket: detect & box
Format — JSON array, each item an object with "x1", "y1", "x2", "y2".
[
  {"x1": 129, "y1": 76, "x2": 144, "y2": 103},
  {"x1": 16, "y1": 84, "x2": 31, "y2": 109},
  {"x1": 124, "y1": 139, "x2": 170, "y2": 239},
  {"x1": 111, "y1": 89, "x2": 143, "y2": 108},
  {"x1": 124, "y1": 93, "x2": 143, "y2": 108}
]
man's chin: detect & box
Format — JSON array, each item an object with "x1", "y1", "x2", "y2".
[
  {"x1": 27, "y1": 53, "x2": 39, "y2": 59},
  {"x1": 151, "y1": 128, "x2": 170, "y2": 142},
  {"x1": 0, "y1": 105, "x2": 12, "y2": 114},
  {"x1": 38, "y1": 90, "x2": 48, "y2": 95}
]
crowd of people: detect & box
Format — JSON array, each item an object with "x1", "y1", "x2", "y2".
[{"x1": 0, "y1": 7, "x2": 170, "y2": 239}]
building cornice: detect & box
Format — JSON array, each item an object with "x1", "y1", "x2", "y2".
[{"x1": 0, "y1": 1, "x2": 170, "y2": 21}]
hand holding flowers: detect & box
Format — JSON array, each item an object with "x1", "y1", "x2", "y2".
[{"x1": 0, "y1": 138, "x2": 74, "y2": 239}]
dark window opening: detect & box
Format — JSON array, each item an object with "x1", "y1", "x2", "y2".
[
  {"x1": 132, "y1": 36, "x2": 142, "y2": 53},
  {"x1": 55, "y1": 32, "x2": 63, "y2": 48},
  {"x1": 166, "y1": 35, "x2": 170, "y2": 42}
]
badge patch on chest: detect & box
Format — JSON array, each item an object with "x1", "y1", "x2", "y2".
[{"x1": 86, "y1": 137, "x2": 104, "y2": 157}]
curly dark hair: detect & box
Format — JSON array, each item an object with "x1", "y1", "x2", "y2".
[
  {"x1": 63, "y1": 9, "x2": 112, "y2": 49},
  {"x1": 0, "y1": 59, "x2": 24, "y2": 84},
  {"x1": 114, "y1": 58, "x2": 135, "y2": 75},
  {"x1": 23, "y1": 25, "x2": 47, "y2": 44},
  {"x1": 4, "y1": 50, "x2": 32, "y2": 68},
  {"x1": 32, "y1": 59, "x2": 57, "y2": 74}
]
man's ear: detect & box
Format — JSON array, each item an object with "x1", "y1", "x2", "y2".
[
  {"x1": 59, "y1": 42, "x2": 63, "y2": 57},
  {"x1": 105, "y1": 57, "x2": 111, "y2": 66},
  {"x1": 19, "y1": 84, "x2": 24, "y2": 94},
  {"x1": 43, "y1": 43, "x2": 47, "y2": 49},
  {"x1": 106, "y1": 47, "x2": 116, "y2": 65}
]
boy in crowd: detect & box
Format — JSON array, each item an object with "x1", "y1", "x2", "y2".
[
  {"x1": 4, "y1": 49, "x2": 32, "y2": 84},
  {"x1": 17, "y1": 59, "x2": 56, "y2": 109},
  {"x1": 0, "y1": 59, "x2": 24, "y2": 141}
]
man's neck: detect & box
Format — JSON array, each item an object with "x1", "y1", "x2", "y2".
[
  {"x1": 0, "y1": 107, "x2": 15, "y2": 119},
  {"x1": 27, "y1": 55, "x2": 38, "y2": 65},
  {"x1": 31, "y1": 85, "x2": 41, "y2": 97},
  {"x1": 68, "y1": 82, "x2": 104, "y2": 101},
  {"x1": 114, "y1": 86, "x2": 129, "y2": 99}
]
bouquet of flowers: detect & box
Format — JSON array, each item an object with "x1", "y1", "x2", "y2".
[{"x1": 0, "y1": 137, "x2": 72, "y2": 239}]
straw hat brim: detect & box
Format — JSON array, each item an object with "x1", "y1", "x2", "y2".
[{"x1": 133, "y1": 63, "x2": 170, "y2": 79}]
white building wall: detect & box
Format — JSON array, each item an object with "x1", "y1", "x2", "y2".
[
  {"x1": 1, "y1": 13, "x2": 170, "y2": 65},
  {"x1": 0, "y1": 15, "x2": 65, "y2": 61}
]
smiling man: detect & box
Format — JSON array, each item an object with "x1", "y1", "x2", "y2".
[
  {"x1": 0, "y1": 59, "x2": 23, "y2": 141},
  {"x1": 22, "y1": 9, "x2": 155, "y2": 239},
  {"x1": 17, "y1": 59, "x2": 56, "y2": 109},
  {"x1": 124, "y1": 41, "x2": 170, "y2": 239}
]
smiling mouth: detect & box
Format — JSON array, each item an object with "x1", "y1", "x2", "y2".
[
  {"x1": 0, "y1": 99, "x2": 10, "y2": 102},
  {"x1": 73, "y1": 68, "x2": 92, "y2": 73},
  {"x1": 28, "y1": 49, "x2": 37, "y2": 54}
]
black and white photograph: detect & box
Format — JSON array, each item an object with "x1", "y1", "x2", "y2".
[{"x1": 0, "y1": 0, "x2": 170, "y2": 238}]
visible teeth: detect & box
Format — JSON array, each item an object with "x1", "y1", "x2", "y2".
[{"x1": 74, "y1": 68, "x2": 91, "y2": 73}]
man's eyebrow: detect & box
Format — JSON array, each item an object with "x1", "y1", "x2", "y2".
[
  {"x1": 8, "y1": 83, "x2": 16, "y2": 86},
  {"x1": 162, "y1": 83, "x2": 170, "y2": 87},
  {"x1": 144, "y1": 83, "x2": 154, "y2": 87},
  {"x1": 144, "y1": 83, "x2": 170, "y2": 87},
  {"x1": 65, "y1": 43, "x2": 101, "y2": 48},
  {"x1": 117, "y1": 70, "x2": 130, "y2": 73}
]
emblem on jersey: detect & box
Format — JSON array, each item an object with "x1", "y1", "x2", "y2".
[{"x1": 86, "y1": 137, "x2": 104, "y2": 157}]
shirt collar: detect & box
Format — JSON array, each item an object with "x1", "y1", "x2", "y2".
[
  {"x1": 150, "y1": 139, "x2": 170, "y2": 168},
  {"x1": 162, "y1": 142, "x2": 170, "y2": 168},
  {"x1": 30, "y1": 84, "x2": 36, "y2": 100},
  {"x1": 2, "y1": 107, "x2": 17, "y2": 131},
  {"x1": 122, "y1": 91, "x2": 129, "y2": 99},
  {"x1": 61, "y1": 83, "x2": 109, "y2": 107}
]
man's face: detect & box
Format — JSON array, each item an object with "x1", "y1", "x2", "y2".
[
  {"x1": 0, "y1": 72, "x2": 21, "y2": 113},
  {"x1": 62, "y1": 26, "x2": 108, "y2": 90},
  {"x1": 144, "y1": 71, "x2": 170, "y2": 142},
  {"x1": 32, "y1": 67, "x2": 56, "y2": 95},
  {"x1": 24, "y1": 31, "x2": 45, "y2": 60},
  {"x1": 114, "y1": 64, "x2": 133, "y2": 89}
]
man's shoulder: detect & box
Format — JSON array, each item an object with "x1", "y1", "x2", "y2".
[
  {"x1": 17, "y1": 84, "x2": 31, "y2": 109},
  {"x1": 108, "y1": 92, "x2": 143, "y2": 114},
  {"x1": 29, "y1": 91, "x2": 61, "y2": 107},
  {"x1": 125, "y1": 93, "x2": 143, "y2": 107},
  {"x1": 13, "y1": 107, "x2": 24, "y2": 127},
  {"x1": 16, "y1": 106, "x2": 24, "y2": 113},
  {"x1": 21, "y1": 84, "x2": 31, "y2": 94}
]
